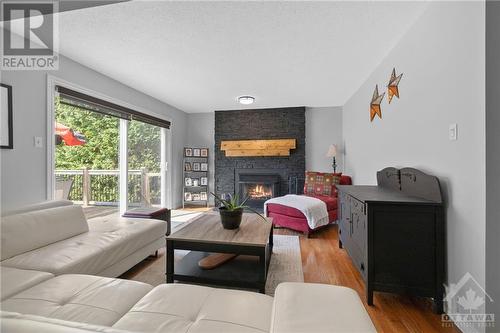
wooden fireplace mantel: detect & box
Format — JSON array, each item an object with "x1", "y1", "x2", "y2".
[{"x1": 220, "y1": 139, "x2": 296, "y2": 157}]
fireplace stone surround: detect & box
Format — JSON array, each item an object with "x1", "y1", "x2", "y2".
[{"x1": 215, "y1": 107, "x2": 306, "y2": 207}]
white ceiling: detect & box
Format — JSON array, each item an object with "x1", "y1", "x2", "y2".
[{"x1": 53, "y1": 1, "x2": 428, "y2": 113}]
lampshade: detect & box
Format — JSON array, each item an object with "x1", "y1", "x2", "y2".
[{"x1": 326, "y1": 144, "x2": 337, "y2": 157}]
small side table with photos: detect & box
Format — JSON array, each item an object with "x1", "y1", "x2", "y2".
[{"x1": 183, "y1": 147, "x2": 209, "y2": 208}]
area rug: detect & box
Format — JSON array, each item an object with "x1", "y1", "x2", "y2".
[{"x1": 128, "y1": 235, "x2": 303, "y2": 296}]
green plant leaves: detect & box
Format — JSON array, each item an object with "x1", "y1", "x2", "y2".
[{"x1": 210, "y1": 192, "x2": 267, "y2": 221}]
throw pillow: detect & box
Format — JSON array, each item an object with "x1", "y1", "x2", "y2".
[{"x1": 304, "y1": 171, "x2": 342, "y2": 196}]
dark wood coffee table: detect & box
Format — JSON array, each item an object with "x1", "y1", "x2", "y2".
[{"x1": 166, "y1": 211, "x2": 273, "y2": 293}]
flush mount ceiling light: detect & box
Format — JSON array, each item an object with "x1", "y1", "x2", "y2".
[{"x1": 237, "y1": 96, "x2": 255, "y2": 105}]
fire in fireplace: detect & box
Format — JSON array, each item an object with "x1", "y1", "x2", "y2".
[
  {"x1": 246, "y1": 184, "x2": 273, "y2": 200},
  {"x1": 235, "y1": 170, "x2": 280, "y2": 211}
]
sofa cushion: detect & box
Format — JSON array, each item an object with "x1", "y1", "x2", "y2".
[
  {"x1": 1, "y1": 205, "x2": 89, "y2": 261},
  {"x1": 0, "y1": 217, "x2": 166, "y2": 276},
  {"x1": 1, "y1": 275, "x2": 153, "y2": 327},
  {"x1": 0, "y1": 267, "x2": 54, "y2": 301},
  {"x1": 113, "y1": 284, "x2": 273, "y2": 333},
  {"x1": 271, "y1": 283, "x2": 376, "y2": 333}
]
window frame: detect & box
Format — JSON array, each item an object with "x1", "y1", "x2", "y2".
[{"x1": 46, "y1": 75, "x2": 173, "y2": 210}]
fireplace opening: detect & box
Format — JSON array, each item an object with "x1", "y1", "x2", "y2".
[
  {"x1": 245, "y1": 184, "x2": 273, "y2": 200},
  {"x1": 235, "y1": 171, "x2": 280, "y2": 211}
]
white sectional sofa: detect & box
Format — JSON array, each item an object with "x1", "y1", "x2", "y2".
[
  {"x1": 0, "y1": 270, "x2": 376, "y2": 332},
  {"x1": 1, "y1": 201, "x2": 166, "y2": 277},
  {"x1": 0, "y1": 201, "x2": 376, "y2": 332}
]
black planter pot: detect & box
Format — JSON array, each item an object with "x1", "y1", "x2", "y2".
[{"x1": 219, "y1": 207, "x2": 243, "y2": 230}]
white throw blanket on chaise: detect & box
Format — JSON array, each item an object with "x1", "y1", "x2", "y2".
[{"x1": 264, "y1": 194, "x2": 329, "y2": 229}]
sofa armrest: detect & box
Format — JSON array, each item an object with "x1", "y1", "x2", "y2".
[
  {"x1": 271, "y1": 283, "x2": 376, "y2": 333},
  {"x1": 1, "y1": 200, "x2": 73, "y2": 217}
]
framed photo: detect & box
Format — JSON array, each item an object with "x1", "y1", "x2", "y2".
[
  {"x1": 193, "y1": 148, "x2": 201, "y2": 157},
  {"x1": 1, "y1": 84, "x2": 13, "y2": 149},
  {"x1": 184, "y1": 148, "x2": 192, "y2": 156},
  {"x1": 192, "y1": 178, "x2": 199, "y2": 187},
  {"x1": 193, "y1": 162, "x2": 200, "y2": 171},
  {"x1": 200, "y1": 148, "x2": 208, "y2": 157},
  {"x1": 184, "y1": 162, "x2": 192, "y2": 171},
  {"x1": 200, "y1": 163, "x2": 208, "y2": 171},
  {"x1": 200, "y1": 177, "x2": 208, "y2": 186},
  {"x1": 192, "y1": 193, "x2": 201, "y2": 201},
  {"x1": 185, "y1": 177, "x2": 192, "y2": 186},
  {"x1": 184, "y1": 192, "x2": 192, "y2": 201},
  {"x1": 200, "y1": 192, "x2": 207, "y2": 201}
]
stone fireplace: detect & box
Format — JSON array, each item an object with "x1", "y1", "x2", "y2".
[
  {"x1": 235, "y1": 170, "x2": 280, "y2": 211},
  {"x1": 215, "y1": 107, "x2": 306, "y2": 210}
]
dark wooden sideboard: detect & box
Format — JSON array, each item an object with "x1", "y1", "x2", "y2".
[{"x1": 337, "y1": 167, "x2": 445, "y2": 313}]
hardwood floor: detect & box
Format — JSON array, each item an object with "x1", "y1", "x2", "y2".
[{"x1": 274, "y1": 224, "x2": 459, "y2": 333}]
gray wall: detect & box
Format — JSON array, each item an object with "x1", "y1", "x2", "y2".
[
  {"x1": 186, "y1": 107, "x2": 344, "y2": 201},
  {"x1": 342, "y1": 1, "x2": 485, "y2": 321},
  {"x1": 186, "y1": 113, "x2": 215, "y2": 205},
  {"x1": 0, "y1": 54, "x2": 188, "y2": 211},
  {"x1": 305, "y1": 107, "x2": 343, "y2": 173},
  {"x1": 486, "y1": 0, "x2": 500, "y2": 328}
]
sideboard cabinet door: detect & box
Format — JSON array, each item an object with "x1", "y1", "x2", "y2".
[
  {"x1": 350, "y1": 197, "x2": 367, "y2": 280},
  {"x1": 338, "y1": 192, "x2": 351, "y2": 248}
]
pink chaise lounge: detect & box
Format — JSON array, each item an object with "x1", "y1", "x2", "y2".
[{"x1": 266, "y1": 172, "x2": 352, "y2": 236}]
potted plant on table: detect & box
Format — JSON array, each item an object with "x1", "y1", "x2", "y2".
[{"x1": 211, "y1": 192, "x2": 267, "y2": 229}]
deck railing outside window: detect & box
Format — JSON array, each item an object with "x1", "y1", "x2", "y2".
[{"x1": 55, "y1": 168, "x2": 160, "y2": 206}]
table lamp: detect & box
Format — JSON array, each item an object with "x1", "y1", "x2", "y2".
[{"x1": 326, "y1": 144, "x2": 338, "y2": 173}]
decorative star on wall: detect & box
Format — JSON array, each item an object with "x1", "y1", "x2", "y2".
[
  {"x1": 387, "y1": 68, "x2": 403, "y2": 103},
  {"x1": 370, "y1": 85, "x2": 385, "y2": 122}
]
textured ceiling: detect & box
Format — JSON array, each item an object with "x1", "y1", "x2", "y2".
[{"x1": 47, "y1": 1, "x2": 428, "y2": 112}]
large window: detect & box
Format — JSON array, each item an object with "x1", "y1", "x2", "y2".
[
  {"x1": 53, "y1": 85, "x2": 170, "y2": 215},
  {"x1": 55, "y1": 100, "x2": 120, "y2": 206}
]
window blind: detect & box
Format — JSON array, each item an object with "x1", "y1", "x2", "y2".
[{"x1": 55, "y1": 86, "x2": 171, "y2": 129}]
